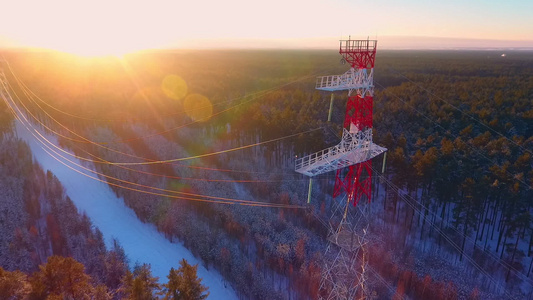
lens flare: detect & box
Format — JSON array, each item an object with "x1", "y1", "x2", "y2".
[
  {"x1": 183, "y1": 94, "x2": 213, "y2": 122},
  {"x1": 161, "y1": 75, "x2": 187, "y2": 100}
]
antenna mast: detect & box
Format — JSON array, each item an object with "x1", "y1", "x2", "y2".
[
  {"x1": 296, "y1": 38, "x2": 385, "y2": 205},
  {"x1": 295, "y1": 38, "x2": 386, "y2": 299}
]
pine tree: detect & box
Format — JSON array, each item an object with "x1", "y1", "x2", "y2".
[
  {"x1": 29, "y1": 255, "x2": 93, "y2": 299},
  {"x1": 163, "y1": 268, "x2": 180, "y2": 300},
  {"x1": 104, "y1": 239, "x2": 129, "y2": 290},
  {"x1": 162, "y1": 259, "x2": 209, "y2": 300},
  {"x1": 0, "y1": 267, "x2": 31, "y2": 299},
  {"x1": 119, "y1": 263, "x2": 160, "y2": 300},
  {"x1": 93, "y1": 284, "x2": 113, "y2": 300}
]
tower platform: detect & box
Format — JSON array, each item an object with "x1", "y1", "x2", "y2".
[
  {"x1": 295, "y1": 128, "x2": 386, "y2": 177},
  {"x1": 316, "y1": 68, "x2": 374, "y2": 93}
]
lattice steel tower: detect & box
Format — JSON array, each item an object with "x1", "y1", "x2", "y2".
[{"x1": 296, "y1": 38, "x2": 386, "y2": 299}]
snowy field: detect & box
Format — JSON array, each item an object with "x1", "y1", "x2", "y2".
[{"x1": 15, "y1": 121, "x2": 237, "y2": 299}]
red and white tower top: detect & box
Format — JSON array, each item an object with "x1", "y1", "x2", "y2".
[
  {"x1": 296, "y1": 38, "x2": 386, "y2": 206},
  {"x1": 339, "y1": 38, "x2": 377, "y2": 69}
]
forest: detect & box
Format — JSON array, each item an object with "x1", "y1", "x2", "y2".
[
  {"x1": 0, "y1": 49, "x2": 532, "y2": 299},
  {"x1": 0, "y1": 255, "x2": 209, "y2": 299},
  {"x1": 0, "y1": 85, "x2": 209, "y2": 299}
]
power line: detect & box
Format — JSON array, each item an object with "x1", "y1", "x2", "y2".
[
  {"x1": 374, "y1": 78, "x2": 533, "y2": 289},
  {"x1": 367, "y1": 265, "x2": 401, "y2": 299},
  {"x1": 106, "y1": 128, "x2": 323, "y2": 166},
  {"x1": 1, "y1": 65, "x2": 320, "y2": 208},
  {"x1": 4, "y1": 57, "x2": 322, "y2": 145},
  {"x1": 372, "y1": 164, "x2": 533, "y2": 290},
  {"x1": 5, "y1": 55, "x2": 321, "y2": 123},
  {"x1": 4, "y1": 76, "x2": 331, "y2": 200},
  {"x1": 4, "y1": 57, "x2": 334, "y2": 179},
  {"x1": 372, "y1": 165, "x2": 521, "y2": 299},
  {"x1": 76, "y1": 144, "x2": 331, "y2": 183},
  {"x1": 13, "y1": 106, "x2": 305, "y2": 209},
  {"x1": 5, "y1": 69, "x2": 323, "y2": 170}
]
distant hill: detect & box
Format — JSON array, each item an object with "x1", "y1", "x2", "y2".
[{"x1": 1, "y1": 35, "x2": 532, "y2": 51}]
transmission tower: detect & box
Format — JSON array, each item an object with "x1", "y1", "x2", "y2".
[{"x1": 296, "y1": 38, "x2": 386, "y2": 299}]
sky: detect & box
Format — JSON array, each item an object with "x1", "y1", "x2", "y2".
[{"x1": 0, "y1": 0, "x2": 532, "y2": 55}]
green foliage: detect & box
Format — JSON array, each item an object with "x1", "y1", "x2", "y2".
[
  {"x1": 0, "y1": 99, "x2": 13, "y2": 135},
  {"x1": 119, "y1": 263, "x2": 161, "y2": 300},
  {"x1": 93, "y1": 284, "x2": 113, "y2": 300},
  {"x1": 104, "y1": 239, "x2": 129, "y2": 290},
  {"x1": 3, "y1": 49, "x2": 532, "y2": 298},
  {"x1": 162, "y1": 259, "x2": 209, "y2": 300},
  {"x1": 0, "y1": 267, "x2": 31, "y2": 299},
  {"x1": 29, "y1": 256, "x2": 93, "y2": 299}
]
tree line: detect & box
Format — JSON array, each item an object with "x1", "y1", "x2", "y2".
[
  {"x1": 3, "y1": 49, "x2": 532, "y2": 298},
  {"x1": 0, "y1": 255, "x2": 208, "y2": 300}
]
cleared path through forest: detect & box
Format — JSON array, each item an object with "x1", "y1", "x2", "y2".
[{"x1": 16, "y1": 122, "x2": 236, "y2": 299}]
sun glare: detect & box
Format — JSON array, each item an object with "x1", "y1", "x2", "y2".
[
  {"x1": 161, "y1": 75, "x2": 188, "y2": 101},
  {"x1": 49, "y1": 44, "x2": 136, "y2": 58},
  {"x1": 184, "y1": 94, "x2": 213, "y2": 122},
  {"x1": 35, "y1": 25, "x2": 160, "y2": 58},
  {"x1": 51, "y1": 42, "x2": 137, "y2": 58},
  {"x1": 3, "y1": 0, "x2": 176, "y2": 57}
]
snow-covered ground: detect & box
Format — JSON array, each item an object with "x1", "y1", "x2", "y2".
[{"x1": 15, "y1": 121, "x2": 236, "y2": 299}]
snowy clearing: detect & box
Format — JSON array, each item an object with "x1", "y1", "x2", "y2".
[{"x1": 15, "y1": 121, "x2": 237, "y2": 299}]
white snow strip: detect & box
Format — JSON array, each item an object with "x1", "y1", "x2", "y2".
[{"x1": 15, "y1": 121, "x2": 236, "y2": 299}]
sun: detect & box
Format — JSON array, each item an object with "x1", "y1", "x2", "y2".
[
  {"x1": 48, "y1": 38, "x2": 149, "y2": 58},
  {"x1": 47, "y1": 41, "x2": 137, "y2": 58},
  {"x1": 2, "y1": 0, "x2": 176, "y2": 57},
  {"x1": 31, "y1": 11, "x2": 162, "y2": 58}
]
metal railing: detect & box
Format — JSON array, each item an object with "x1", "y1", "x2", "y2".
[
  {"x1": 339, "y1": 39, "x2": 377, "y2": 54},
  {"x1": 295, "y1": 129, "x2": 372, "y2": 172},
  {"x1": 315, "y1": 68, "x2": 374, "y2": 94},
  {"x1": 316, "y1": 73, "x2": 352, "y2": 90},
  {"x1": 315, "y1": 68, "x2": 374, "y2": 92}
]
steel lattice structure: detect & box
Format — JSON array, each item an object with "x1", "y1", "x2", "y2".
[
  {"x1": 296, "y1": 38, "x2": 386, "y2": 299},
  {"x1": 319, "y1": 195, "x2": 372, "y2": 300},
  {"x1": 296, "y1": 38, "x2": 385, "y2": 207}
]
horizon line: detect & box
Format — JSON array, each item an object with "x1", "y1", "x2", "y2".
[{"x1": 1, "y1": 35, "x2": 532, "y2": 54}]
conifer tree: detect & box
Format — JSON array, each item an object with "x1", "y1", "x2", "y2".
[
  {"x1": 162, "y1": 259, "x2": 209, "y2": 300},
  {"x1": 29, "y1": 256, "x2": 93, "y2": 299},
  {"x1": 0, "y1": 267, "x2": 31, "y2": 299},
  {"x1": 119, "y1": 263, "x2": 160, "y2": 300}
]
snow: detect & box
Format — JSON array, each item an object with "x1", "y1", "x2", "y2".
[{"x1": 15, "y1": 121, "x2": 237, "y2": 299}]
